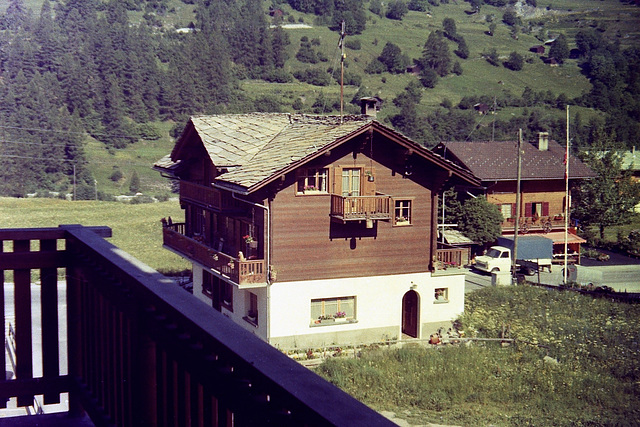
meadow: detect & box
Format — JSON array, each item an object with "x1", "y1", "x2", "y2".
[
  {"x1": 317, "y1": 285, "x2": 640, "y2": 426},
  {"x1": 0, "y1": 197, "x2": 190, "y2": 275}
]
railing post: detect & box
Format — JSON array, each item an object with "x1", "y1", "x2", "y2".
[
  {"x1": 14, "y1": 239, "x2": 33, "y2": 407},
  {"x1": 133, "y1": 330, "x2": 158, "y2": 427}
]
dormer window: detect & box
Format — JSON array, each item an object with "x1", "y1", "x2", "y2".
[{"x1": 297, "y1": 168, "x2": 328, "y2": 194}]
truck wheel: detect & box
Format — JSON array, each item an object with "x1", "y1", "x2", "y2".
[{"x1": 524, "y1": 267, "x2": 536, "y2": 276}]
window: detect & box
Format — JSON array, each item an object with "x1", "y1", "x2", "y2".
[
  {"x1": 245, "y1": 292, "x2": 258, "y2": 325},
  {"x1": 221, "y1": 281, "x2": 233, "y2": 311},
  {"x1": 500, "y1": 203, "x2": 513, "y2": 220},
  {"x1": 394, "y1": 199, "x2": 412, "y2": 225},
  {"x1": 310, "y1": 296, "x2": 355, "y2": 325},
  {"x1": 526, "y1": 202, "x2": 549, "y2": 218},
  {"x1": 202, "y1": 271, "x2": 213, "y2": 298},
  {"x1": 341, "y1": 168, "x2": 361, "y2": 197},
  {"x1": 297, "y1": 168, "x2": 328, "y2": 194},
  {"x1": 434, "y1": 288, "x2": 449, "y2": 303}
]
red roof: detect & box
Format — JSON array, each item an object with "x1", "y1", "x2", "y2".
[{"x1": 434, "y1": 140, "x2": 596, "y2": 181}]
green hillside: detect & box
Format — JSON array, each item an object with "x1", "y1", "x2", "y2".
[{"x1": 1, "y1": 0, "x2": 638, "y2": 197}]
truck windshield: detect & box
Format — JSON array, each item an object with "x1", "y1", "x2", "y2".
[{"x1": 487, "y1": 248, "x2": 502, "y2": 258}]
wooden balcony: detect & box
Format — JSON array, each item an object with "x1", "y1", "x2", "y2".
[
  {"x1": 433, "y1": 247, "x2": 470, "y2": 274},
  {"x1": 0, "y1": 225, "x2": 392, "y2": 426},
  {"x1": 180, "y1": 180, "x2": 222, "y2": 209},
  {"x1": 329, "y1": 194, "x2": 392, "y2": 222},
  {"x1": 501, "y1": 216, "x2": 567, "y2": 233},
  {"x1": 163, "y1": 223, "x2": 266, "y2": 287}
]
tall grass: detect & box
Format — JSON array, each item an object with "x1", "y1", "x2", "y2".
[
  {"x1": 317, "y1": 286, "x2": 640, "y2": 426},
  {"x1": 0, "y1": 197, "x2": 190, "y2": 274}
]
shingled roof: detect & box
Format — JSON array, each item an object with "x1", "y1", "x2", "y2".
[
  {"x1": 434, "y1": 139, "x2": 595, "y2": 182},
  {"x1": 157, "y1": 113, "x2": 480, "y2": 193}
]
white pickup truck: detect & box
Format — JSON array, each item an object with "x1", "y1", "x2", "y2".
[{"x1": 473, "y1": 235, "x2": 553, "y2": 275}]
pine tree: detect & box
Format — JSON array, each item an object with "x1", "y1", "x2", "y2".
[
  {"x1": 420, "y1": 31, "x2": 451, "y2": 77},
  {"x1": 129, "y1": 170, "x2": 141, "y2": 194}
]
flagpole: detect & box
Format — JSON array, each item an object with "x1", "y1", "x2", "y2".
[{"x1": 563, "y1": 105, "x2": 570, "y2": 284}]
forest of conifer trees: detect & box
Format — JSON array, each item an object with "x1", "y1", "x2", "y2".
[
  {"x1": 0, "y1": 0, "x2": 295, "y2": 196},
  {"x1": 1, "y1": 0, "x2": 639, "y2": 197}
]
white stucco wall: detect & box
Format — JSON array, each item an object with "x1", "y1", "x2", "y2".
[
  {"x1": 268, "y1": 272, "x2": 465, "y2": 348},
  {"x1": 192, "y1": 263, "x2": 465, "y2": 349}
]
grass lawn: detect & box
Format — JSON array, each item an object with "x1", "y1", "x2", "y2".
[
  {"x1": 0, "y1": 197, "x2": 190, "y2": 275},
  {"x1": 317, "y1": 285, "x2": 640, "y2": 426}
]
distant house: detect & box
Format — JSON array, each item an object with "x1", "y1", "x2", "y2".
[
  {"x1": 155, "y1": 103, "x2": 480, "y2": 349},
  {"x1": 406, "y1": 64, "x2": 422, "y2": 75},
  {"x1": 546, "y1": 57, "x2": 560, "y2": 67},
  {"x1": 433, "y1": 132, "x2": 596, "y2": 264},
  {"x1": 474, "y1": 103, "x2": 490, "y2": 115},
  {"x1": 269, "y1": 8, "x2": 284, "y2": 19},
  {"x1": 530, "y1": 45, "x2": 545, "y2": 55}
]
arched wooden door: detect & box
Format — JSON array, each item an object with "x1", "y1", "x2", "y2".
[{"x1": 402, "y1": 290, "x2": 419, "y2": 338}]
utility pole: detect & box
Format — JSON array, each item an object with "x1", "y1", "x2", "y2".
[
  {"x1": 339, "y1": 20, "x2": 345, "y2": 123},
  {"x1": 512, "y1": 129, "x2": 523, "y2": 283}
]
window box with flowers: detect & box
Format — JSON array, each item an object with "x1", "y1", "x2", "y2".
[{"x1": 310, "y1": 297, "x2": 357, "y2": 326}]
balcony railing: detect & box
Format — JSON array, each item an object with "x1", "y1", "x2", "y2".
[
  {"x1": 0, "y1": 225, "x2": 392, "y2": 426},
  {"x1": 330, "y1": 194, "x2": 392, "y2": 222},
  {"x1": 435, "y1": 247, "x2": 471, "y2": 271},
  {"x1": 163, "y1": 223, "x2": 266, "y2": 287},
  {"x1": 180, "y1": 180, "x2": 222, "y2": 209},
  {"x1": 501, "y1": 216, "x2": 566, "y2": 233}
]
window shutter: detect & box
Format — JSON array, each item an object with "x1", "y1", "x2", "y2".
[
  {"x1": 525, "y1": 202, "x2": 532, "y2": 217},
  {"x1": 363, "y1": 166, "x2": 376, "y2": 195},
  {"x1": 332, "y1": 166, "x2": 342, "y2": 195},
  {"x1": 542, "y1": 202, "x2": 549, "y2": 216},
  {"x1": 511, "y1": 203, "x2": 517, "y2": 217}
]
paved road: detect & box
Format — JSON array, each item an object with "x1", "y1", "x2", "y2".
[{"x1": 465, "y1": 262, "x2": 640, "y2": 293}]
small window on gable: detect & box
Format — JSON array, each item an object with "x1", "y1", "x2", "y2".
[
  {"x1": 394, "y1": 199, "x2": 412, "y2": 226},
  {"x1": 297, "y1": 168, "x2": 328, "y2": 194}
]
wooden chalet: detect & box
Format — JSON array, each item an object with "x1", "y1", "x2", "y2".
[
  {"x1": 155, "y1": 109, "x2": 479, "y2": 348},
  {"x1": 433, "y1": 132, "x2": 596, "y2": 264}
]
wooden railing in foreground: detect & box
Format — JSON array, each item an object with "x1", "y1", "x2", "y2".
[
  {"x1": 329, "y1": 194, "x2": 392, "y2": 221},
  {"x1": 0, "y1": 225, "x2": 392, "y2": 426}
]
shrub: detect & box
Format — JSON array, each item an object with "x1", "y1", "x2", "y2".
[{"x1": 110, "y1": 169, "x2": 124, "y2": 182}]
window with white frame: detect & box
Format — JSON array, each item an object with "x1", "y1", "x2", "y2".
[
  {"x1": 434, "y1": 288, "x2": 449, "y2": 303},
  {"x1": 310, "y1": 296, "x2": 355, "y2": 325},
  {"x1": 341, "y1": 168, "x2": 361, "y2": 197},
  {"x1": 297, "y1": 168, "x2": 328, "y2": 194},
  {"x1": 394, "y1": 199, "x2": 412, "y2": 225}
]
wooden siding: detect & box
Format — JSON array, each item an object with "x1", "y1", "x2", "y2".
[
  {"x1": 268, "y1": 143, "x2": 438, "y2": 283},
  {"x1": 487, "y1": 180, "x2": 568, "y2": 229}
]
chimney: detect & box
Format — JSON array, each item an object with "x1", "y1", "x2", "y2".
[
  {"x1": 536, "y1": 132, "x2": 549, "y2": 151},
  {"x1": 360, "y1": 97, "x2": 380, "y2": 118}
]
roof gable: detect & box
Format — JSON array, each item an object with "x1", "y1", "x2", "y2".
[{"x1": 435, "y1": 140, "x2": 595, "y2": 181}]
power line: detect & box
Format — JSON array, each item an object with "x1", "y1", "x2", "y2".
[
  {"x1": 0, "y1": 124, "x2": 141, "y2": 139},
  {"x1": 0, "y1": 154, "x2": 156, "y2": 167}
]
